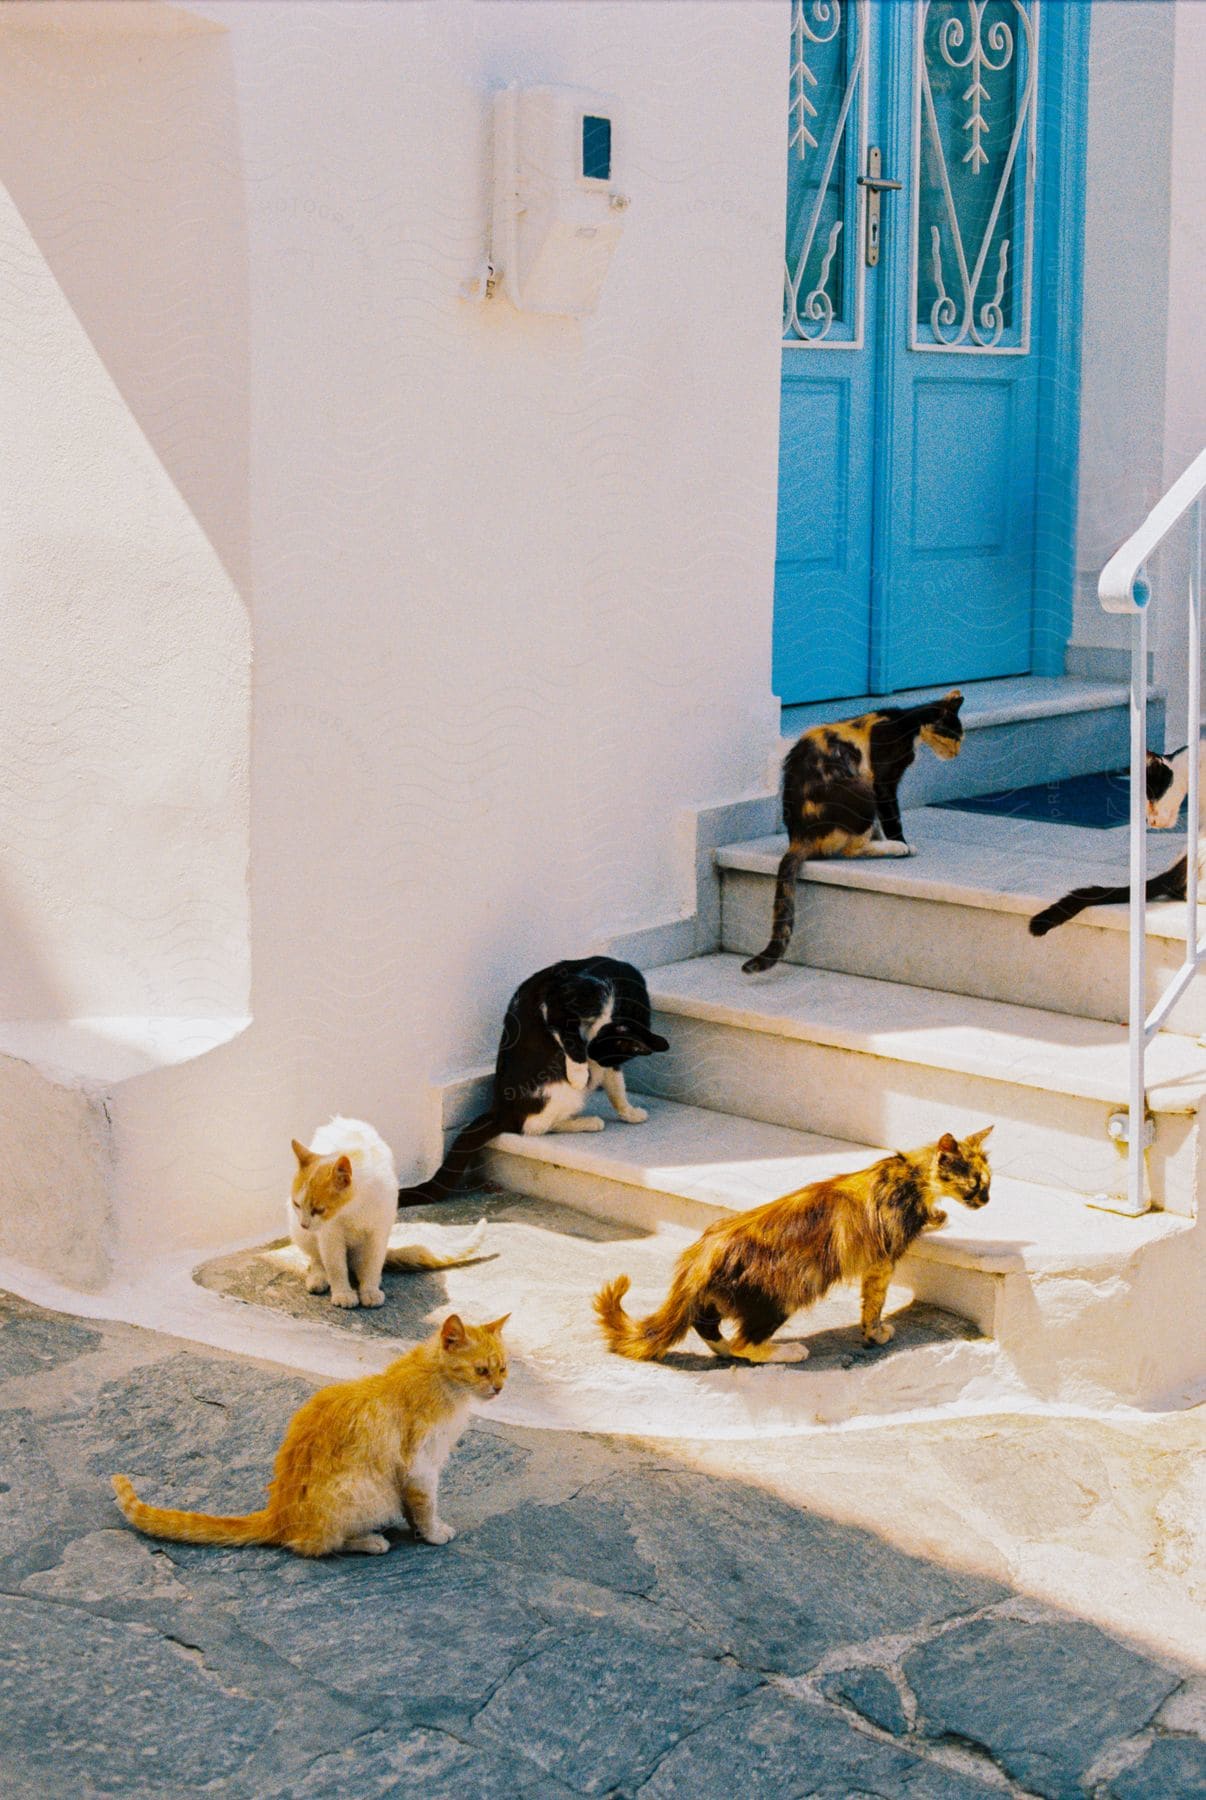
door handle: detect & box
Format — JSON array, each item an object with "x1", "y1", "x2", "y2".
[{"x1": 861, "y1": 147, "x2": 900, "y2": 267}]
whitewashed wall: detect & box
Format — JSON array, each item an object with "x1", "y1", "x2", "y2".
[
  {"x1": 0, "y1": 10, "x2": 250, "y2": 1027},
  {"x1": 0, "y1": 0, "x2": 786, "y2": 1263},
  {"x1": 1072, "y1": 0, "x2": 1206, "y2": 705},
  {"x1": 1150, "y1": 0, "x2": 1206, "y2": 736}
]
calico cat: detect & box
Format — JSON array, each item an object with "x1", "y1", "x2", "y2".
[
  {"x1": 1028, "y1": 745, "x2": 1198, "y2": 936},
  {"x1": 112, "y1": 1312, "x2": 508, "y2": 1556},
  {"x1": 594, "y1": 1128, "x2": 991, "y2": 1362},
  {"x1": 291, "y1": 1117, "x2": 485, "y2": 1308},
  {"x1": 742, "y1": 690, "x2": 965, "y2": 974},
  {"x1": 398, "y1": 956, "x2": 668, "y2": 1203}
]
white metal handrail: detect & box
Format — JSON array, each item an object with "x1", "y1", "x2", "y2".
[{"x1": 1098, "y1": 444, "x2": 1206, "y2": 1215}]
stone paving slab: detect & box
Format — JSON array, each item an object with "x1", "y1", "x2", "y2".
[
  {"x1": 904, "y1": 1616, "x2": 1182, "y2": 1799},
  {"x1": 0, "y1": 1289, "x2": 1202, "y2": 1799}
]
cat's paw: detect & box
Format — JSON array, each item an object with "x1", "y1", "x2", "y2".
[
  {"x1": 863, "y1": 1322, "x2": 895, "y2": 1346},
  {"x1": 304, "y1": 1271, "x2": 330, "y2": 1294},
  {"x1": 358, "y1": 1286, "x2": 386, "y2": 1308},
  {"x1": 884, "y1": 840, "x2": 914, "y2": 858},
  {"x1": 617, "y1": 1106, "x2": 648, "y2": 1124},
  {"x1": 923, "y1": 1209, "x2": 948, "y2": 1232},
  {"x1": 566, "y1": 1060, "x2": 590, "y2": 1091},
  {"x1": 345, "y1": 1532, "x2": 390, "y2": 1555},
  {"x1": 765, "y1": 1341, "x2": 810, "y2": 1363},
  {"x1": 331, "y1": 1289, "x2": 360, "y2": 1309},
  {"x1": 422, "y1": 1519, "x2": 456, "y2": 1545},
  {"x1": 579, "y1": 1115, "x2": 605, "y2": 1131}
]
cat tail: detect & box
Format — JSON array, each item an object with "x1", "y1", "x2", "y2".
[
  {"x1": 593, "y1": 1265, "x2": 699, "y2": 1362},
  {"x1": 112, "y1": 1475, "x2": 275, "y2": 1547},
  {"x1": 1028, "y1": 855, "x2": 1187, "y2": 937},
  {"x1": 397, "y1": 1112, "x2": 499, "y2": 1205},
  {"x1": 385, "y1": 1218, "x2": 487, "y2": 1270},
  {"x1": 741, "y1": 847, "x2": 803, "y2": 974}
]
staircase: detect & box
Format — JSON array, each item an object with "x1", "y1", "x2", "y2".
[{"x1": 480, "y1": 797, "x2": 1205, "y2": 1413}]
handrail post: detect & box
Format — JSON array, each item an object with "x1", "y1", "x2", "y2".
[
  {"x1": 1098, "y1": 448, "x2": 1206, "y2": 1218},
  {"x1": 1127, "y1": 603, "x2": 1148, "y2": 1214}
]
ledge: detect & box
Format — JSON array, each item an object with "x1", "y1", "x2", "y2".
[{"x1": 0, "y1": 1015, "x2": 251, "y2": 1087}]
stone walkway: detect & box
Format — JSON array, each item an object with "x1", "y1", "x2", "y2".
[{"x1": 0, "y1": 1288, "x2": 1203, "y2": 1798}]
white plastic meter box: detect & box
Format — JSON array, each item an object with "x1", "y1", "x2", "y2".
[{"x1": 490, "y1": 84, "x2": 629, "y2": 316}]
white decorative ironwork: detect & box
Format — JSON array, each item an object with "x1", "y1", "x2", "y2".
[
  {"x1": 784, "y1": 0, "x2": 867, "y2": 348},
  {"x1": 939, "y1": 0, "x2": 1017, "y2": 171},
  {"x1": 910, "y1": 0, "x2": 1039, "y2": 354},
  {"x1": 789, "y1": 1, "x2": 843, "y2": 159},
  {"x1": 797, "y1": 219, "x2": 843, "y2": 339}
]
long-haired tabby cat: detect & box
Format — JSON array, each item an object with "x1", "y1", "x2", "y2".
[
  {"x1": 743, "y1": 691, "x2": 964, "y2": 974},
  {"x1": 112, "y1": 1313, "x2": 508, "y2": 1557},
  {"x1": 594, "y1": 1128, "x2": 991, "y2": 1362},
  {"x1": 1029, "y1": 745, "x2": 1198, "y2": 937},
  {"x1": 290, "y1": 1118, "x2": 485, "y2": 1308},
  {"x1": 398, "y1": 957, "x2": 668, "y2": 1203}
]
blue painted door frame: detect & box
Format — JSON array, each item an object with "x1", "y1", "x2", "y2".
[{"x1": 774, "y1": 0, "x2": 1090, "y2": 705}]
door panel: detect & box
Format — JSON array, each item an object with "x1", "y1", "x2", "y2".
[
  {"x1": 775, "y1": 360, "x2": 876, "y2": 702},
  {"x1": 910, "y1": 380, "x2": 1012, "y2": 553}
]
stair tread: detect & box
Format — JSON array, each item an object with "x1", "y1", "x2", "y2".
[
  {"x1": 646, "y1": 954, "x2": 1206, "y2": 1112},
  {"x1": 779, "y1": 675, "x2": 1139, "y2": 740},
  {"x1": 717, "y1": 808, "x2": 1193, "y2": 942},
  {"x1": 491, "y1": 1097, "x2": 1189, "y2": 1275}
]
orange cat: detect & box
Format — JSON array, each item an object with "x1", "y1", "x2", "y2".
[{"x1": 112, "y1": 1313, "x2": 508, "y2": 1557}]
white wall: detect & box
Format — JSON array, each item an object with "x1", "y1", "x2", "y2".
[
  {"x1": 1151, "y1": 0, "x2": 1206, "y2": 739},
  {"x1": 1072, "y1": 0, "x2": 1206, "y2": 715},
  {"x1": 1073, "y1": 0, "x2": 1175, "y2": 659},
  {"x1": 5, "y1": 0, "x2": 786, "y2": 1260},
  {"x1": 1163, "y1": 0, "x2": 1206, "y2": 487},
  {"x1": 0, "y1": 9, "x2": 250, "y2": 1027}
]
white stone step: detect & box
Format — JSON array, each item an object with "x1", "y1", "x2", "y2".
[
  {"x1": 634, "y1": 955, "x2": 1206, "y2": 1214},
  {"x1": 484, "y1": 1096, "x2": 1198, "y2": 1403},
  {"x1": 486, "y1": 1098, "x2": 1182, "y2": 1275},
  {"x1": 718, "y1": 807, "x2": 1202, "y2": 1029}
]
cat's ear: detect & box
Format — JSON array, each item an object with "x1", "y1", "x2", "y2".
[
  {"x1": 944, "y1": 689, "x2": 964, "y2": 714},
  {"x1": 333, "y1": 1155, "x2": 353, "y2": 1189},
  {"x1": 483, "y1": 1313, "x2": 510, "y2": 1336},
  {"x1": 291, "y1": 1139, "x2": 314, "y2": 1168},
  {"x1": 964, "y1": 1125, "x2": 994, "y2": 1148},
  {"x1": 440, "y1": 1313, "x2": 468, "y2": 1350},
  {"x1": 937, "y1": 1132, "x2": 959, "y2": 1157}
]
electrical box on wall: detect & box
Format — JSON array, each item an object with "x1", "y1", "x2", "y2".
[{"x1": 490, "y1": 85, "x2": 628, "y2": 317}]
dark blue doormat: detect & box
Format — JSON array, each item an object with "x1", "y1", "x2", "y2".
[{"x1": 936, "y1": 769, "x2": 1132, "y2": 830}]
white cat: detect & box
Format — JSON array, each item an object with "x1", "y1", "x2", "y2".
[{"x1": 290, "y1": 1117, "x2": 484, "y2": 1309}]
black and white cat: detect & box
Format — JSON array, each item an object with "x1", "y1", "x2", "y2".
[
  {"x1": 1029, "y1": 745, "x2": 1199, "y2": 936},
  {"x1": 398, "y1": 957, "x2": 668, "y2": 1204}
]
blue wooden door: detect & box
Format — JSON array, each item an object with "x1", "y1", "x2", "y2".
[{"x1": 774, "y1": 0, "x2": 1084, "y2": 705}]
